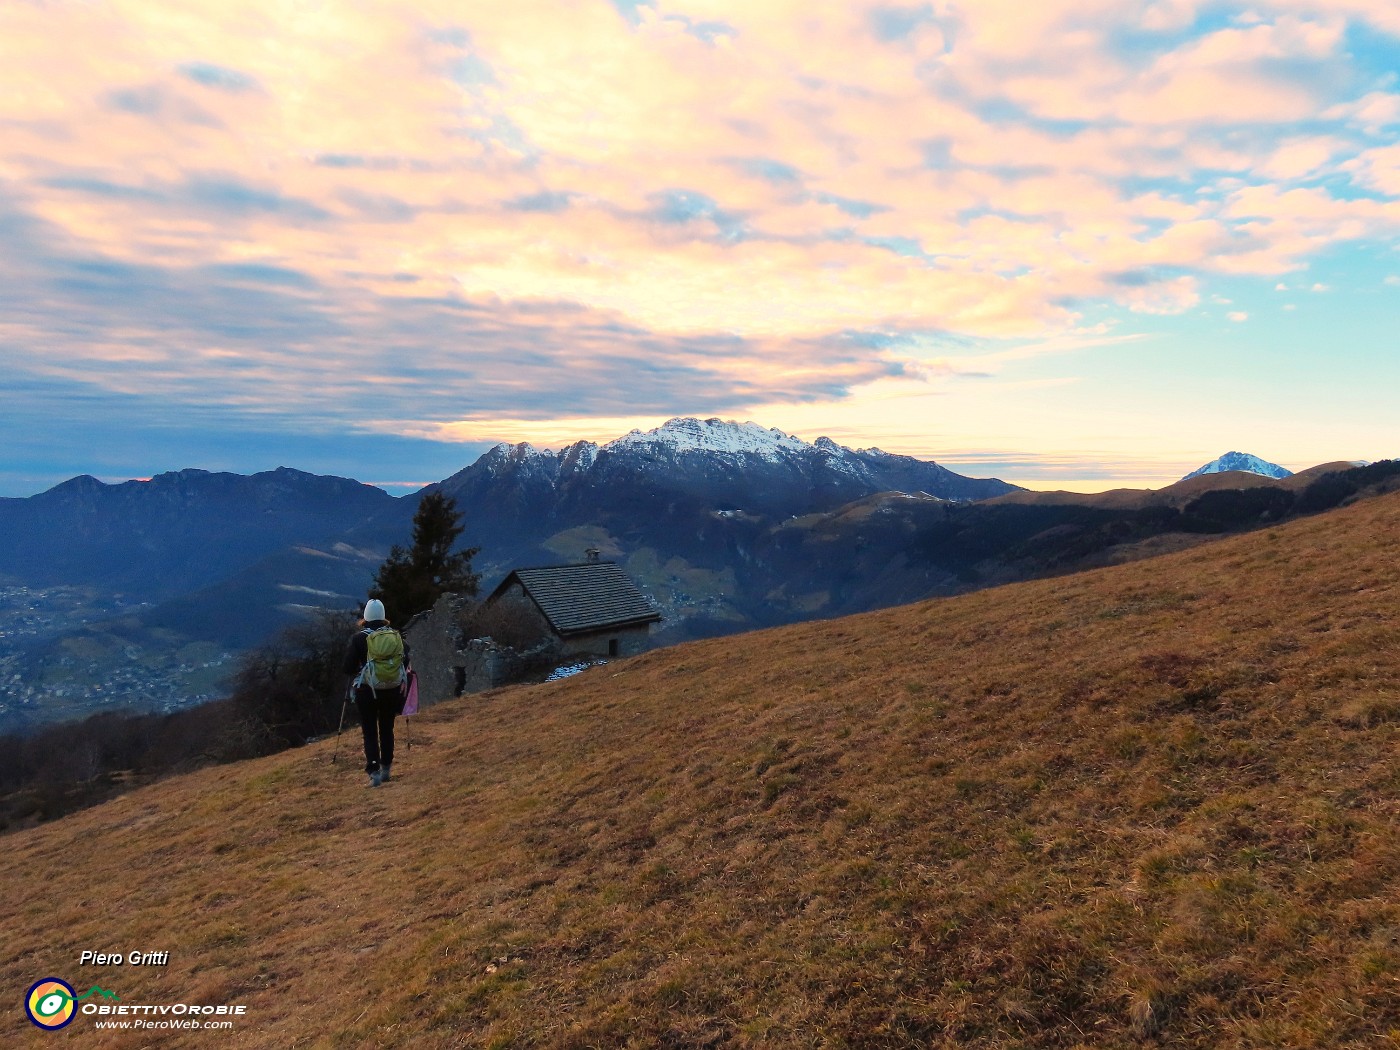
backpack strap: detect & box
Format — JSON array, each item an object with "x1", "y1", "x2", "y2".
[{"x1": 354, "y1": 627, "x2": 375, "y2": 690}]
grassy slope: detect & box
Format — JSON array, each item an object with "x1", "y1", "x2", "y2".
[{"x1": 5, "y1": 494, "x2": 1400, "y2": 1049}]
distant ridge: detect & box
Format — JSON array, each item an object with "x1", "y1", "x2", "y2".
[
  {"x1": 990, "y1": 459, "x2": 1371, "y2": 511},
  {"x1": 1182, "y1": 451, "x2": 1291, "y2": 481}
]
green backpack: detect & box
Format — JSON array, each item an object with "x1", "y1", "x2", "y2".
[{"x1": 360, "y1": 626, "x2": 405, "y2": 691}]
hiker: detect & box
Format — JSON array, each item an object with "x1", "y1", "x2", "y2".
[{"x1": 343, "y1": 598, "x2": 410, "y2": 787}]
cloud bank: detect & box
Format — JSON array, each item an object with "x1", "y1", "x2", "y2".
[{"x1": 0, "y1": 0, "x2": 1397, "y2": 488}]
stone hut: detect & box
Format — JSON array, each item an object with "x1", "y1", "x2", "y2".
[
  {"x1": 401, "y1": 562, "x2": 660, "y2": 705},
  {"x1": 484, "y1": 561, "x2": 661, "y2": 659}
]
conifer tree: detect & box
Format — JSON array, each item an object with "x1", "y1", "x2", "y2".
[{"x1": 370, "y1": 491, "x2": 480, "y2": 619}]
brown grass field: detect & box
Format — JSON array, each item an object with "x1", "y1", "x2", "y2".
[{"x1": 4, "y1": 491, "x2": 1400, "y2": 1048}]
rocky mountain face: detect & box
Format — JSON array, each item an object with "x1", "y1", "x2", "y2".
[
  {"x1": 433, "y1": 417, "x2": 1016, "y2": 560},
  {"x1": 1182, "y1": 452, "x2": 1292, "y2": 481}
]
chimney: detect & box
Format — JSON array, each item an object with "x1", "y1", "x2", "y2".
[{"x1": 585, "y1": 547, "x2": 601, "y2": 563}]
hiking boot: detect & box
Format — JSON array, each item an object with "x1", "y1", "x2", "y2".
[
  {"x1": 368, "y1": 769, "x2": 382, "y2": 787},
  {"x1": 381, "y1": 763, "x2": 392, "y2": 783}
]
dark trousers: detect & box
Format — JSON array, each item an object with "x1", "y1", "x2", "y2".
[{"x1": 354, "y1": 686, "x2": 401, "y2": 774}]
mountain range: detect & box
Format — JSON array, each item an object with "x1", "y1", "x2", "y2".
[
  {"x1": 0, "y1": 419, "x2": 1019, "y2": 731},
  {"x1": 0, "y1": 467, "x2": 398, "y2": 600},
  {"x1": 441, "y1": 416, "x2": 1013, "y2": 519},
  {"x1": 0, "y1": 419, "x2": 1015, "y2": 605},
  {"x1": 1, "y1": 418, "x2": 1395, "y2": 734},
  {"x1": 428, "y1": 417, "x2": 1016, "y2": 580}
]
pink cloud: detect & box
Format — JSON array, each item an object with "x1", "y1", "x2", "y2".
[
  {"x1": 1344, "y1": 144, "x2": 1400, "y2": 196},
  {"x1": 1259, "y1": 136, "x2": 1345, "y2": 180},
  {"x1": 2, "y1": 0, "x2": 1397, "y2": 443},
  {"x1": 1259, "y1": 0, "x2": 1400, "y2": 34},
  {"x1": 1326, "y1": 91, "x2": 1400, "y2": 135}
]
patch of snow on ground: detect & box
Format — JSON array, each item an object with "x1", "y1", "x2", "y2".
[{"x1": 545, "y1": 660, "x2": 605, "y2": 682}]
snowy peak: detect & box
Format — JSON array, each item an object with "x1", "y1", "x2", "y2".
[
  {"x1": 478, "y1": 442, "x2": 547, "y2": 475},
  {"x1": 445, "y1": 416, "x2": 1020, "y2": 510},
  {"x1": 605, "y1": 417, "x2": 812, "y2": 460},
  {"x1": 487, "y1": 440, "x2": 542, "y2": 459},
  {"x1": 1182, "y1": 452, "x2": 1293, "y2": 482},
  {"x1": 558, "y1": 440, "x2": 599, "y2": 473},
  {"x1": 474, "y1": 440, "x2": 601, "y2": 487}
]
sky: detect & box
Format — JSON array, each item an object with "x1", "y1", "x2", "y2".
[{"x1": 1, "y1": 0, "x2": 1397, "y2": 497}]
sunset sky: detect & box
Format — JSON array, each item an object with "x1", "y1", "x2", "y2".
[{"x1": 2, "y1": 0, "x2": 1397, "y2": 497}]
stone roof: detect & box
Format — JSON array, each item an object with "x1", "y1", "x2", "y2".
[{"x1": 487, "y1": 562, "x2": 661, "y2": 636}]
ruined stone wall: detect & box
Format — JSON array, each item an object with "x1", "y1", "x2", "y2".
[
  {"x1": 402, "y1": 592, "x2": 472, "y2": 707},
  {"x1": 460, "y1": 637, "x2": 559, "y2": 693},
  {"x1": 404, "y1": 591, "x2": 561, "y2": 701}
]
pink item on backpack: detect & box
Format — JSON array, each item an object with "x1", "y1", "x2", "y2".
[{"x1": 402, "y1": 669, "x2": 419, "y2": 716}]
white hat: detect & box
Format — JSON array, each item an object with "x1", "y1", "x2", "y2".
[{"x1": 363, "y1": 598, "x2": 386, "y2": 621}]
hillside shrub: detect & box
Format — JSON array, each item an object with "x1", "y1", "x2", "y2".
[
  {"x1": 0, "y1": 699, "x2": 247, "y2": 828},
  {"x1": 1180, "y1": 487, "x2": 1295, "y2": 532},
  {"x1": 453, "y1": 599, "x2": 573, "y2": 689},
  {"x1": 458, "y1": 597, "x2": 555, "y2": 652},
  {"x1": 1296, "y1": 474, "x2": 1359, "y2": 515},
  {"x1": 227, "y1": 608, "x2": 359, "y2": 749}
]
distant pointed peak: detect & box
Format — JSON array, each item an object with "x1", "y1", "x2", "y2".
[
  {"x1": 1182, "y1": 452, "x2": 1292, "y2": 482},
  {"x1": 45, "y1": 473, "x2": 107, "y2": 495}
]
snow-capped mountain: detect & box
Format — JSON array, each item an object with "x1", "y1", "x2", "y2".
[
  {"x1": 1181, "y1": 452, "x2": 1293, "y2": 482},
  {"x1": 608, "y1": 417, "x2": 813, "y2": 458},
  {"x1": 438, "y1": 417, "x2": 1017, "y2": 527}
]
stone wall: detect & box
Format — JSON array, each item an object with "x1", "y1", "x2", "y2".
[
  {"x1": 402, "y1": 592, "x2": 472, "y2": 707},
  {"x1": 402, "y1": 591, "x2": 562, "y2": 702},
  {"x1": 459, "y1": 637, "x2": 559, "y2": 694},
  {"x1": 560, "y1": 623, "x2": 653, "y2": 658}
]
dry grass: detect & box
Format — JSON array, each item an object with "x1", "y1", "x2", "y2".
[{"x1": 5, "y1": 494, "x2": 1400, "y2": 1048}]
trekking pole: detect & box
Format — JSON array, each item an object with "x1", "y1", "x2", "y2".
[{"x1": 331, "y1": 690, "x2": 349, "y2": 764}]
